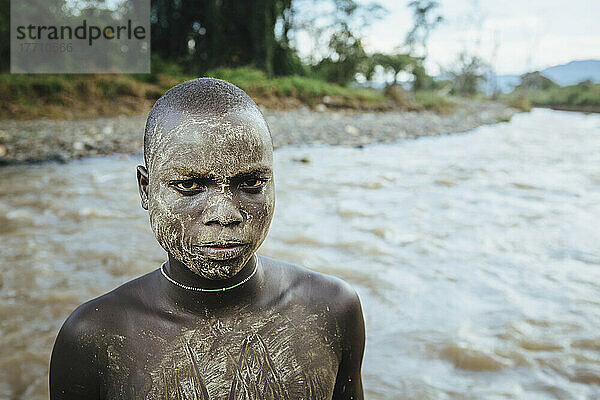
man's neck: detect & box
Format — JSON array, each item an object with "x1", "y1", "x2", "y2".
[{"x1": 159, "y1": 254, "x2": 264, "y2": 313}]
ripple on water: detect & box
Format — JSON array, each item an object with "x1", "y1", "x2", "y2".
[
  {"x1": 336, "y1": 201, "x2": 380, "y2": 218},
  {"x1": 437, "y1": 340, "x2": 513, "y2": 371},
  {"x1": 563, "y1": 363, "x2": 600, "y2": 386}
]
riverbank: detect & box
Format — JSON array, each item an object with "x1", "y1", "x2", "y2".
[
  {"x1": 501, "y1": 80, "x2": 600, "y2": 113},
  {"x1": 0, "y1": 99, "x2": 517, "y2": 164},
  {"x1": 0, "y1": 69, "x2": 393, "y2": 120}
]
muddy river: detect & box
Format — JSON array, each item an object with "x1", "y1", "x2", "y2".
[{"x1": 1, "y1": 109, "x2": 599, "y2": 399}]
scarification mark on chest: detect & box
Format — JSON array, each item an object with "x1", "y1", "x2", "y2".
[
  {"x1": 226, "y1": 333, "x2": 289, "y2": 400},
  {"x1": 158, "y1": 333, "x2": 289, "y2": 400},
  {"x1": 147, "y1": 307, "x2": 339, "y2": 400}
]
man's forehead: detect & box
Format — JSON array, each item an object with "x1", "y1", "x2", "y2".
[
  {"x1": 148, "y1": 110, "x2": 273, "y2": 177},
  {"x1": 150, "y1": 110, "x2": 269, "y2": 150},
  {"x1": 156, "y1": 108, "x2": 269, "y2": 138}
]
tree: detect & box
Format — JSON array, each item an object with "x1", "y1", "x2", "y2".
[
  {"x1": 369, "y1": 53, "x2": 434, "y2": 91},
  {"x1": 447, "y1": 52, "x2": 489, "y2": 96},
  {"x1": 300, "y1": 0, "x2": 384, "y2": 84},
  {"x1": 286, "y1": 0, "x2": 383, "y2": 65},
  {"x1": 0, "y1": 0, "x2": 9, "y2": 72},
  {"x1": 151, "y1": 0, "x2": 297, "y2": 76},
  {"x1": 405, "y1": 0, "x2": 443, "y2": 58},
  {"x1": 357, "y1": 54, "x2": 377, "y2": 81},
  {"x1": 409, "y1": 58, "x2": 436, "y2": 91},
  {"x1": 373, "y1": 53, "x2": 413, "y2": 84},
  {"x1": 313, "y1": 23, "x2": 367, "y2": 85},
  {"x1": 517, "y1": 71, "x2": 557, "y2": 90}
]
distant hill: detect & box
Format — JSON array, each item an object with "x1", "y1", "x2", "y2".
[
  {"x1": 486, "y1": 59, "x2": 600, "y2": 93},
  {"x1": 541, "y1": 60, "x2": 600, "y2": 86}
]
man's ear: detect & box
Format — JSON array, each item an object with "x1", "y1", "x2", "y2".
[{"x1": 136, "y1": 165, "x2": 149, "y2": 210}]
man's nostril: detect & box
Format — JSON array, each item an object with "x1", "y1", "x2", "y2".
[{"x1": 201, "y1": 197, "x2": 244, "y2": 226}]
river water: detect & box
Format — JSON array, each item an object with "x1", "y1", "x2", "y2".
[{"x1": 1, "y1": 109, "x2": 599, "y2": 399}]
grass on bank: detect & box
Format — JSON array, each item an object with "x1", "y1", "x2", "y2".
[
  {"x1": 0, "y1": 62, "x2": 457, "y2": 119},
  {"x1": 0, "y1": 74, "x2": 160, "y2": 119},
  {"x1": 205, "y1": 67, "x2": 390, "y2": 109},
  {"x1": 413, "y1": 90, "x2": 457, "y2": 114}
]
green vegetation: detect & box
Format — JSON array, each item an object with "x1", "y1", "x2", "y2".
[
  {"x1": 502, "y1": 73, "x2": 600, "y2": 113},
  {"x1": 523, "y1": 81, "x2": 600, "y2": 112},
  {"x1": 0, "y1": 62, "x2": 465, "y2": 119},
  {"x1": 413, "y1": 90, "x2": 457, "y2": 113},
  {"x1": 0, "y1": 74, "x2": 154, "y2": 119},
  {"x1": 0, "y1": 0, "x2": 480, "y2": 119},
  {"x1": 405, "y1": 0, "x2": 443, "y2": 58},
  {"x1": 501, "y1": 93, "x2": 532, "y2": 112},
  {"x1": 2, "y1": 0, "x2": 595, "y2": 120},
  {"x1": 0, "y1": 64, "x2": 396, "y2": 119},
  {"x1": 205, "y1": 67, "x2": 389, "y2": 109},
  {"x1": 445, "y1": 53, "x2": 489, "y2": 96}
]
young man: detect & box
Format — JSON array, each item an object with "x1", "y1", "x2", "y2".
[{"x1": 49, "y1": 78, "x2": 365, "y2": 400}]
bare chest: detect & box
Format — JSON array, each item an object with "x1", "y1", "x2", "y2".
[{"x1": 103, "y1": 306, "x2": 341, "y2": 400}]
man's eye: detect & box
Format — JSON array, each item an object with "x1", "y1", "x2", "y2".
[
  {"x1": 172, "y1": 181, "x2": 203, "y2": 192},
  {"x1": 240, "y1": 178, "x2": 264, "y2": 189}
]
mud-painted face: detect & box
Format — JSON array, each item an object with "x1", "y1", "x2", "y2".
[{"x1": 146, "y1": 110, "x2": 275, "y2": 280}]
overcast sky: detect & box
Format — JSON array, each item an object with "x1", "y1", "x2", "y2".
[{"x1": 356, "y1": 0, "x2": 600, "y2": 75}]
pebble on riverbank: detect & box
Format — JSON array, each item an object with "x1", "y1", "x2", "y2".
[{"x1": 0, "y1": 100, "x2": 517, "y2": 164}]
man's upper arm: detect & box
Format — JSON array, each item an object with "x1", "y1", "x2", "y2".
[
  {"x1": 49, "y1": 307, "x2": 105, "y2": 400},
  {"x1": 332, "y1": 282, "x2": 366, "y2": 400}
]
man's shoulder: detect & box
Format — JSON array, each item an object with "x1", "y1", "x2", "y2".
[
  {"x1": 259, "y1": 255, "x2": 361, "y2": 311},
  {"x1": 259, "y1": 256, "x2": 364, "y2": 353},
  {"x1": 58, "y1": 270, "x2": 159, "y2": 339}
]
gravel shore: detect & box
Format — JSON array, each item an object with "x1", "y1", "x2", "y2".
[{"x1": 0, "y1": 99, "x2": 516, "y2": 164}]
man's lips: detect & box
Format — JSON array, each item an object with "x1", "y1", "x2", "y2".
[{"x1": 194, "y1": 242, "x2": 249, "y2": 260}]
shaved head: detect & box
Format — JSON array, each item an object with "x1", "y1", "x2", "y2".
[{"x1": 143, "y1": 78, "x2": 271, "y2": 168}]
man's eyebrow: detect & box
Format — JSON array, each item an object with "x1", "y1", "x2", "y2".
[
  {"x1": 168, "y1": 166, "x2": 272, "y2": 179},
  {"x1": 232, "y1": 166, "x2": 272, "y2": 177},
  {"x1": 171, "y1": 166, "x2": 213, "y2": 178}
]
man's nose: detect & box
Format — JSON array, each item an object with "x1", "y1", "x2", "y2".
[{"x1": 201, "y1": 190, "x2": 243, "y2": 226}]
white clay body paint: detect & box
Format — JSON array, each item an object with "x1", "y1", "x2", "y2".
[
  {"x1": 143, "y1": 305, "x2": 339, "y2": 400},
  {"x1": 144, "y1": 91, "x2": 275, "y2": 280}
]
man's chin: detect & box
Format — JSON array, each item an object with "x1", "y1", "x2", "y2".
[{"x1": 186, "y1": 256, "x2": 249, "y2": 281}]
